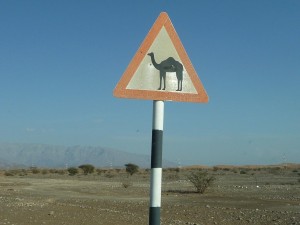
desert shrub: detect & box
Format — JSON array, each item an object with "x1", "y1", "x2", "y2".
[
  {"x1": 49, "y1": 169, "x2": 57, "y2": 174},
  {"x1": 122, "y1": 181, "x2": 132, "y2": 188},
  {"x1": 67, "y1": 167, "x2": 78, "y2": 176},
  {"x1": 41, "y1": 169, "x2": 49, "y2": 175},
  {"x1": 105, "y1": 172, "x2": 115, "y2": 178},
  {"x1": 163, "y1": 168, "x2": 169, "y2": 172},
  {"x1": 172, "y1": 167, "x2": 180, "y2": 173},
  {"x1": 240, "y1": 170, "x2": 247, "y2": 174},
  {"x1": 125, "y1": 163, "x2": 139, "y2": 176},
  {"x1": 186, "y1": 170, "x2": 215, "y2": 194},
  {"x1": 3, "y1": 169, "x2": 23, "y2": 176},
  {"x1": 96, "y1": 169, "x2": 103, "y2": 175},
  {"x1": 79, "y1": 164, "x2": 95, "y2": 175},
  {"x1": 31, "y1": 167, "x2": 40, "y2": 174},
  {"x1": 165, "y1": 174, "x2": 179, "y2": 181},
  {"x1": 4, "y1": 171, "x2": 14, "y2": 176},
  {"x1": 164, "y1": 168, "x2": 180, "y2": 173},
  {"x1": 268, "y1": 167, "x2": 281, "y2": 175},
  {"x1": 212, "y1": 166, "x2": 218, "y2": 172},
  {"x1": 56, "y1": 169, "x2": 66, "y2": 175},
  {"x1": 19, "y1": 169, "x2": 27, "y2": 176}
]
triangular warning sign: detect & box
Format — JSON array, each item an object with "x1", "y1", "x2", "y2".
[{"x1": 114, "y1": 12, "x2": 208, "y2": 103}]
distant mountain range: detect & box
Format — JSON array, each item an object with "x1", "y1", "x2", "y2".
[{"x1": 0, "y1": 143, "x2": 176, "y2": 169}]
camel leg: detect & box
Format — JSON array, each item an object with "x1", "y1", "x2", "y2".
[
  {"x1": 162, "y1": 72, "x2": 166, "y2": 90},
  {"x1": 179, "y1": 80, "x2": 182, "y2": 91},
  {"x1": 176, "y1": 71, "x2": 183, "y2": 91},
  {"x1": 158, "y1": 72, "x2": 163, "y2": 90}
]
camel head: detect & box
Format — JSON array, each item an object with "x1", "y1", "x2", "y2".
[{"x1": 147, "y1": 52, "x2": 154, "y2": 57}]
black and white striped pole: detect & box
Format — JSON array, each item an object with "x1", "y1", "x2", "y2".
[{"x1": 149, "y1": 100, "x2": 164, "y2": 225}]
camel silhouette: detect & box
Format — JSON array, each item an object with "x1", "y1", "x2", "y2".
[{"x1": 147, "y1": 52, "x2": 183, "y2": 91}]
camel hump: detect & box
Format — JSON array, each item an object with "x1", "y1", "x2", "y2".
[
  {"x1": 162, "y1": 57, "x2": 181, "y2": 65},
  {"x1": 167, "y1": 57, "x2": 183, "y2": 70},
  {"x1": 166, "y1": 57, "x2": 176, "y2": 63}
]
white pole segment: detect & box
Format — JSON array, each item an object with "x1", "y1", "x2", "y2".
[
  {"x1": 152, "y1": 100, "x2": 164, "y2": 130},
  {"x1": 150, "y1": 168, "x2": 162, "y2": 207}
]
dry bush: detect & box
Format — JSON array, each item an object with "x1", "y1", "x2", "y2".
[
  {"x1": 105, "y1": 172, "x2": 115, "y2": 178},
  {"x1": 115, "y1": 169, "x2": 121, "y2": 173},
  {"x1": 31, "y1": 167, "x2": 40, "y2": 174},
  {"x1": 213, "y1": 167, "x2": 219, "y2": 172},
  {"x1": 164, "y1": 173, "x2": 179, "y2": 181},
  {"x1": 125, "y1": 163, "x2": 139, "y2": 176},
  {"x1": 79, "y1": 164, "x2": 95, "y2": 175},
  {"x1": 19, "y1": 169, "x2": 27, "y2": 176},
  {"x1": 41, "y1": 169, "x2": 49, "y2": 175},
  {"x1": 268, "y1": 167, "x2": 282, "y2": 175},
  {"x1": 49, "y1": 169, "x2": 57, "y2": 174},
  {"x1": 67, "y1": 167, "x2": 78, "y2": 176},
  {"x1": 57, "y1": 169, "x2": 66, "y2": 175},
  {"x1": 186, "y1": 170, "x2": 215, "y2": 194},
  {"x1": 122, "y1": 180, "x2": 132, "y2": 188},
  {"x1": 96, "y1": 169, "x2": 104, "y2": 175},
  {"x1": 240, "y1": 170, "x2": 247, "y2": 175},
  {"x1": 163, "y1": 168, "x2": 180, "y2": 173},
  {"x1": 7, "y1": 169, "x2": 24, "y2": 176},
  {"x1": 4, "y1": 171, "x2": 15, "y2": 176}
]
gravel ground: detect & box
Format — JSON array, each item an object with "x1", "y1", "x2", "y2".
[{"x1": 0, "y1": 168, "x2": 299, "y2": 225}]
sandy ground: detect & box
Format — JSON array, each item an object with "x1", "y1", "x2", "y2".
[{"x1": 0, "y1": 167, "x2": 299, "y2": 225}]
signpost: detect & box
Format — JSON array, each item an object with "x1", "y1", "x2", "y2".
[{"x1": 114, "y1": 12, "x2": 208, "y2": 225}]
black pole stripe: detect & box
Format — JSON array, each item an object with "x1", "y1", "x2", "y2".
[
  {"x1": 151, "y1": 130, "x2": 163, "y2": 168},
  {"x1": 149, "y1": 207, "x2": 160, "y2": 225}
]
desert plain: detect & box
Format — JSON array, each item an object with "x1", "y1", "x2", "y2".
[{"x1": 0, "y1": 164, "x2": 299, "y2": 225}]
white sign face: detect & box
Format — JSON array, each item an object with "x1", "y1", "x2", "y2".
[
  {"x1": 126, "y1": 27, "x2": 197, "y2": 94},
  {"x1": 114, "y1": 12, "x2": 208, "y2": 103}
]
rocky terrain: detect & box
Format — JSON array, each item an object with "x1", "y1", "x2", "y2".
[{"x1": 0, "y1": 165, "x2": 299, "y2": 225}]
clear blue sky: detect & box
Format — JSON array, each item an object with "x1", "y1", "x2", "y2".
[{"x1": 1, "y1": 1, "x2": 299, "y2": 165}]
